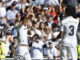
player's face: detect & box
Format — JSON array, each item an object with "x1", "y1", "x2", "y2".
[{"x1": 23, "y1": 20, "x2": 28, "y2": 26}]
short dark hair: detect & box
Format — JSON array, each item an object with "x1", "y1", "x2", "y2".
[
  {"x1": 25, "y1": 6, "x2": 30, "y2": 9},
  {"x1": 13, "y1": 37, "x2": 17, "y2": 39},
  {"x1": 32, "y1": 22, "x2": 37, "y2": 25},
  {"x1": 65, "y1": 6, "x2": 76, "y2": 17},
  {"x1": 48, "y1": 42, "x2": 52, "y2": 45},
  {"x1": 33, "y1": 34, "x2": 40, "y2": 39},
  {"x1": 11, "y1": 1, "x2": 17, "y2": 6}
]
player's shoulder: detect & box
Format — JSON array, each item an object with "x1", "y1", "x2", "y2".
[
  {"x1": 63, "y1": 16, "x2": 79, "y2": 22},
  {"x1": 61, "y1": 18, "x2": 67, "y2": 24},
  {"x1": 72, "y1": 18, "x2": 79, "y2": 24}
]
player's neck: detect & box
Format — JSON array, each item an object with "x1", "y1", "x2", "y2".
[{"x1": 66, "y1": 16, "x2": 73, "y2": 18}]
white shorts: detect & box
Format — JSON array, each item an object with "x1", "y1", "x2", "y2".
[
  {"x1": 60, "y1": 45, "x2": 78, "y2": 60},
  {"x1": 14, "y1": 46, "x2": 31, "y2": 60}
]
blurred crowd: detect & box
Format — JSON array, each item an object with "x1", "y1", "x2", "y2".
[{"x1": 0, "y1": 0, "x2": 80, "y2": 59}]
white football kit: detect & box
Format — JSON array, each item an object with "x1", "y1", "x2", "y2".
[
  {"x1": 60, "y1": 16, "x2": 79, "y2": 60},
  {"x1": 15, "y1": 25, "x2": 31, "y2": 60}
]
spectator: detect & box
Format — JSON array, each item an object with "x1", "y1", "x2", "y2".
[
  {"x1": 9, "y1": 37, "x2": 17, "y2": 57},
  {"x1": 16, "y1": 0, "x2": 27, "y2": 11},
  {"x1": 43, "y1": 7, "x2": 48, "y2": 16},
  {"x1": 5, "y1": 0, "x2": 16, "y2": 7},
  {"x1": 0, "y1": 1, "x2": 6, "y2": 18},
  {"x1": 52, "y1": 25, "x2": 60, "y2": 40},
  {"x1": 45, "y1": 15, "x2": 54, "y2": 27},
  {"x1": 46, "y1": 0, "x2": 59, "y2": 6},
  {"x1": 0, "y1": 1, "x2": 7, "y2": 29},
  {"x1": 37, "y1": 14, "x2": 43, "y2": 25},
  {"x1": 30, "y1": 34, "x2": 44, "y2": 59},
  {"x1": 60, "y1": 4, "x2": 66, "y2": 20},
  {"x1": 31, "y1": 0, "x2": 38, "y2": 6},
  {"x1": 0, "y1": 29, "x2": 5, "y2": 42},
  {"x1": 44, "y1": 26, "x2": 54, "y2": 47},
  {"x1": 39, "y1": 22, "x2": 46, "y2": 40},
  {"x1": 24, "y1": 6, "x2": 31, "y2": 16},
  {"x1": 46, "y1": 42, "x2": 58, "y2": 60},
  {"x1": 11, "y1": 13, "x2": 21, "y2": 37},
  {"x1": 50, "y1": 5, "x2": 58, "y2": 24},
  {"x1": 5, "y1": 30, "x2": 13, "y2": 58},
  {"x1": 31, "y1": 22, "x2": 41, "y2": 37},
  {"x1": 15, "y1": 13, "x2": 21, "y2": 23},
  {"x1": 26, "y1": 0, "x2": 32, "y2": 7},
  {"x1": 6, "y1": 2, "x2": 18, "y2": 26},
  {"x1": 38, "y1": 0, "x2": 45, "y2": 6},
  {"x1": 0, "y1": 29, "x2": 6, "y2": 59}
]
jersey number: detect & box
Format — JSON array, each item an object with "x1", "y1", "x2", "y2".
[{"x1": 69, "y1": 25, "x2": 74, "y2": 36}]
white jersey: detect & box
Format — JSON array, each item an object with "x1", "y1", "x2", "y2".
[
  {"x1": 15, "y1": 24, "x2": 31, "y2": 60},
  {"x1": 18, "y1": 25, "x2": 28, "y2": 45},
  {"x1": 61, "y1": 16, "x2": 79, "y2": 46}
]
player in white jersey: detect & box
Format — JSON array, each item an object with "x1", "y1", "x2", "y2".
[
  {"x1": 14, "y1": 17, "x2": 31, "y2": 60},
  {"x1": 60, "y1": 6, "x2": 79, "y2": 60}
]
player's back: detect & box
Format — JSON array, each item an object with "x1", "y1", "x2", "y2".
[{"x1": 62, "y1": 16, "x2": 79, "y2": 46}]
